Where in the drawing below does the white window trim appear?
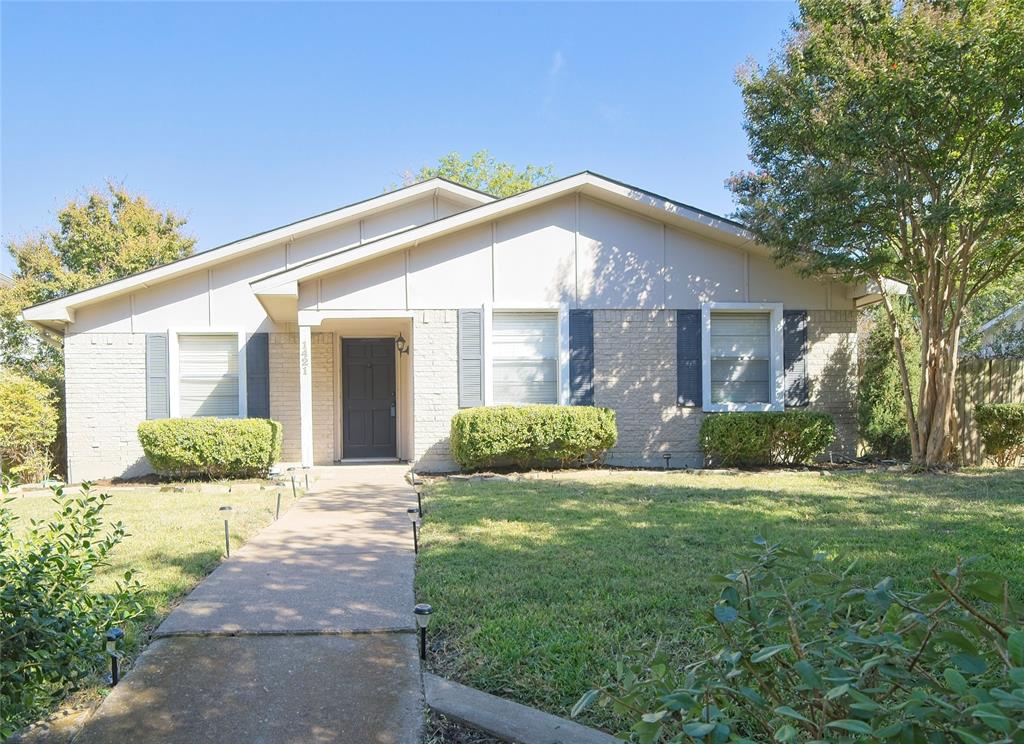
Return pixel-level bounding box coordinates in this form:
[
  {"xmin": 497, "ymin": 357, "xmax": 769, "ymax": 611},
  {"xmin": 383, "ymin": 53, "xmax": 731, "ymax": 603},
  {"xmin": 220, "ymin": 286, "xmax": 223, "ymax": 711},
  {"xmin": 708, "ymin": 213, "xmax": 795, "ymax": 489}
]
[
  {"xmin": 701, "ymin": 302, "xmax": 784, "ymax": 412},
  {"xmin": 484, "ymin": 303, "xmax": 568, "ymax": 406},
  {"xmin": 167, "ymin": 327, "xmax": 248, "ymax": 418}
]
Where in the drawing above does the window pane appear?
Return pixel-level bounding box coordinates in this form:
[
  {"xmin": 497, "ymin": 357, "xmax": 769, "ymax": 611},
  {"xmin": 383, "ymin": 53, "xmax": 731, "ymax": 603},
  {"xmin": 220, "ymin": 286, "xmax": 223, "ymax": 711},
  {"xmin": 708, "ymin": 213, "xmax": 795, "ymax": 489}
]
[
  {"xmin": 493, "ymin": 312, "xmax": 558, "ymax": 405},
  {"xmin": 710, "ymin": 313, "xmax": 770, "ymax": 358},
  {"xmin": 710, "ymin": 359, "xmax": 770, "ymax": 403},
  {"xmin": 178, "ymin": 334, "xmax": 239, "ymax": 417},
  {"xmin": 710, "ymin": 311, "xmax": 771, "ymax": 404}
]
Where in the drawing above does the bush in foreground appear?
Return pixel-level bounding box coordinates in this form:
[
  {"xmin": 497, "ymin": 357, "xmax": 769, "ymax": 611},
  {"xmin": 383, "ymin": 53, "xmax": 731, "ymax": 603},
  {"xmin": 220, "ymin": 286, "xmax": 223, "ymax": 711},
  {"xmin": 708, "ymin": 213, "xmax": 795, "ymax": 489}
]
[
  {"xmin": 575, "ymin": 538, "xmax": 1024, "ymax": 743},
  {"xmin": 976, "ymin": 403, "xmax": 1024, "ymax": 467},
  {"xmin": 138, "ymin": 418, "xmax": 282, "ymax": 479},
  {"xmin": 0, "ymin": 369, "xmax": 59, "ymax": 482},
  {"xmin": 450, "ymin": 405, "xmax": 617, "ymax": 471},
  {"xmin": 0, "ymin": 482, "xmax": 146, "ymax": 738},
  {"xmin": 700, "ymin": 411, "xmax": 836, "ymax": 467}
]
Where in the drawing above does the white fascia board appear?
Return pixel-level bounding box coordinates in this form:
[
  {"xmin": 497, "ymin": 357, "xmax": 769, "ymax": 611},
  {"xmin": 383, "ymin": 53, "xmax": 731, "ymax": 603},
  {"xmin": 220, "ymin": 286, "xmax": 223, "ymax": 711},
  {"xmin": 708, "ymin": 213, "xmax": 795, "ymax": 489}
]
[
  {"xmin": 977, "ymin": 302, "xmax": 1024, "ymax": 334},
  {"xmin": 21, "ymin": 179, "xmax": 491, "ymax": 323},
  {"xmin": 252, "ymin": 173, "xmax": 760, "ymax": 295},
  {"xmin": 848, "ymin": 277, "xmax": 909, "ymax": 300}
]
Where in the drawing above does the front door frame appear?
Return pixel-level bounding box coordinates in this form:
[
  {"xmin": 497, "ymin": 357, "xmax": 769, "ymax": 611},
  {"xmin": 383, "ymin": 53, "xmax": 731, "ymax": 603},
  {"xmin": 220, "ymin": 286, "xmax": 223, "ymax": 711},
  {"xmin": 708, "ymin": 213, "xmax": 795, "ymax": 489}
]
[{"xmin": 338, "ymin": 336, "xmax": 400, "ymax": 460}]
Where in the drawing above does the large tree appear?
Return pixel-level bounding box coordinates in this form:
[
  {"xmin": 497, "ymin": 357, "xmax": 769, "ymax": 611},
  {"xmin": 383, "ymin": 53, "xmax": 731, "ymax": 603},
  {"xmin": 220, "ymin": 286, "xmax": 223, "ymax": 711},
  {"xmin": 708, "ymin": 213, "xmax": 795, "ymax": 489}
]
[
  {"xmin": 1, "ymin": 184, "xmax": 195, "ymax": 382},
  {"xmin": 729, "ymin": 0, "xmax": 1024, "ymax": 467},
  {"xmin": 404, "ymin": 150, "xmax": 555, "ymax": 197}
]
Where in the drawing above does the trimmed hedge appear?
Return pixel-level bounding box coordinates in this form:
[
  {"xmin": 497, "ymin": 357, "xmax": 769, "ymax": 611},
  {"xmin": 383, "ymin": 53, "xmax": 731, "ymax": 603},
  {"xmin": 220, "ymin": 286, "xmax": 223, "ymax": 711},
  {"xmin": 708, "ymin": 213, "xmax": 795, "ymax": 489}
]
[
  {"xmin": 138, "ymin": 418, "xmax": 282, "ymax": 479},
  {"xmin": 450, "ymin": 405, "xmax": 617, "ymax": 471},
  {"xmin": 975, "ymin": 403, "xmax": 1024, "ymax": 467},
  {"xmin": 700, "ymin": 411, "xmax": 836, "ymax": 467}
]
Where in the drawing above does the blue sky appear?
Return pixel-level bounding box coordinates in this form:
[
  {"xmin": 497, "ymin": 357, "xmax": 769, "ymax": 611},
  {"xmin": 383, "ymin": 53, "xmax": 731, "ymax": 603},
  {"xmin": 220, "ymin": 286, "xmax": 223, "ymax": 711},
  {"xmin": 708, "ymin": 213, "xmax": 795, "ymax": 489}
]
[{"xmin": 1, "ymin": 1, "xmax": 796, "ymax": 276}]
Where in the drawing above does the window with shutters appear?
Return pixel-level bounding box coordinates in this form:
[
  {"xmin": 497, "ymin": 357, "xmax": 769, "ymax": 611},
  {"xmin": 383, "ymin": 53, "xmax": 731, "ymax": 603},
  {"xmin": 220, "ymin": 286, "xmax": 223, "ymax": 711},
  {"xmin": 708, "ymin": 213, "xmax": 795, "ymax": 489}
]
[
  {"xmin": 177, "ymin": 334, "xmax": 241, "ymax": 417},
  {"xmin": 701, "ymin": 303, "xmax": 784, "ymax": 412},
  {"xmin": 492, "ymin": 311, "xmax": 559, "ymax": 405}
]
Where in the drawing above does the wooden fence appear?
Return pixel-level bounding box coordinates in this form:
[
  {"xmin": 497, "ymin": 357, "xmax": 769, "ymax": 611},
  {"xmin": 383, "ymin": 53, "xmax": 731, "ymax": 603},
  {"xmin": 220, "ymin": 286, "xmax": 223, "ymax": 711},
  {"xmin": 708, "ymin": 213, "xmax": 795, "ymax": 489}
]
[{"xmin": 956, "ymin": 358, "xmax": 1024, "ymax": 465}]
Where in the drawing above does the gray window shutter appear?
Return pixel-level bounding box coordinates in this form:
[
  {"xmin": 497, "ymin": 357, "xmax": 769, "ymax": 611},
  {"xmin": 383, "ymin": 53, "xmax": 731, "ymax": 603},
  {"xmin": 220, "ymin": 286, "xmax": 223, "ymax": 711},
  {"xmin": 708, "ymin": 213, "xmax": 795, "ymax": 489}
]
[
  {"xmin": 146, "ymin": 333, "xmax": 170, "ymax": 419},
  {"xmin": 568, "ymin": 310, "xmax": 594, "ymax": 406},
  {"xmin": 676, "ymin": 310, "xmax": 702, "ymax": 406},
  {"xmin": 783, "ymin": 310, "xmax": 809, "ymax": 407},
  {"xmin": 246, "ymin": 333, "xmax": 270, "ymax": 418},
  {"xmin": 458, "ymin": 309, "xmax": 484, "ymax": 408}
]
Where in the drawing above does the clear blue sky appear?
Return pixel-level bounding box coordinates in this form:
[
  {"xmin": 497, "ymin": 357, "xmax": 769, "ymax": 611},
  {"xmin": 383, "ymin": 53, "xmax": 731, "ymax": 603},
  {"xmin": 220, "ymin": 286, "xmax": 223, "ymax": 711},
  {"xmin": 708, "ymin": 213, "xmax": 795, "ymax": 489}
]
[{"xmin": 1, "ymin": 1, "xmax": 796, "ymax": 276}]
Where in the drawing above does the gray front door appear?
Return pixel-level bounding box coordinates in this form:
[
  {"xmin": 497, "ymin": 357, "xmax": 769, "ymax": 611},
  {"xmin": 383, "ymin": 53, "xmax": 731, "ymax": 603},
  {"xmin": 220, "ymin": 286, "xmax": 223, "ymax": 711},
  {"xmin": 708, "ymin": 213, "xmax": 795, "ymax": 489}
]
[{"xmin": 342, "ymin": 338, "xmax": 397, "ymax": 458}]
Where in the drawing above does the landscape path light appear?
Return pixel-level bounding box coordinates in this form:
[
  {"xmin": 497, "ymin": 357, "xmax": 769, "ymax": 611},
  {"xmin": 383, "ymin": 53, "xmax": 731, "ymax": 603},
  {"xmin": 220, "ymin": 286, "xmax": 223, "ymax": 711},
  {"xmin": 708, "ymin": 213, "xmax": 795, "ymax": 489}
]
[
  {"xmin": 105, "ymin": 627, "xmax": 124, "ymax": 685},
  {"xmin": 413, "ymin": 604, "xmax": 433, "ymax": 660},
  {"xmin": 407, "ymin": 507, "xmax": 420, "ymax": 553},
  {"xmin": 219, "ymin": 505, "xmax": 232, "ymax": 557},
  {"xmin": 663, "ymin": 453, "xmax": 672, "ymax": 471}
]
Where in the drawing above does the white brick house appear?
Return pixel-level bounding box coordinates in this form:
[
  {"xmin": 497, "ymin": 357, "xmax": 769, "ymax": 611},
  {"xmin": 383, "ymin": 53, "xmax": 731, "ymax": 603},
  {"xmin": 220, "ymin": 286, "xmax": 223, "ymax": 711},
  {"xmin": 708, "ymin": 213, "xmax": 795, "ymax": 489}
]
[{"xmin": 23, "ymin": 173, "xmax": 890, "ymax": 482}]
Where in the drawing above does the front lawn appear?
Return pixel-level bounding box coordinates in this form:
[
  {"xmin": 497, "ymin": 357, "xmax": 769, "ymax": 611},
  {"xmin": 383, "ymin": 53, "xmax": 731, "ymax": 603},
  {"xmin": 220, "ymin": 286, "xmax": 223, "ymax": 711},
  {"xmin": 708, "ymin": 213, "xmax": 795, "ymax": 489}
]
[
  {"xmin": 5, "ymin": 481, "xmax": 292, "ymax": 725},
  {"xmin": 415, "ymin": 469, "xmax": 1024, "ymax": 731}
]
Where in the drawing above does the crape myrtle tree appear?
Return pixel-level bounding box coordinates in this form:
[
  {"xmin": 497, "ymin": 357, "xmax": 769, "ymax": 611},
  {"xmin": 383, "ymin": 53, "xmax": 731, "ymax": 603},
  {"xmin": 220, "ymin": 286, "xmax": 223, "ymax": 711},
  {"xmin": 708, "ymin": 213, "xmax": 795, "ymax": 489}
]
[{"xmin": 728, "ymin": 0, "xmax": 1024, "ymax": 467}]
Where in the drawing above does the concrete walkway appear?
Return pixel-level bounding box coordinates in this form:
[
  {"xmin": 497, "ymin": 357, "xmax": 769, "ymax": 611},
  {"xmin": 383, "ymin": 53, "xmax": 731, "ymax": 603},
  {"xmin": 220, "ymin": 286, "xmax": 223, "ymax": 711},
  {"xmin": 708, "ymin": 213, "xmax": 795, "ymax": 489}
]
[{"xmin": 72, "ymin": 465, "xmax": 423, "ymax": 744}]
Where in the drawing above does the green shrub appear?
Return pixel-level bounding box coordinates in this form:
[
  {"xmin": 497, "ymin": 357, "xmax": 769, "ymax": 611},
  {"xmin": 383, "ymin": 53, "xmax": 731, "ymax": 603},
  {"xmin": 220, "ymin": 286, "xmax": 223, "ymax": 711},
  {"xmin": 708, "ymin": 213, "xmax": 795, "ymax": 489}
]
[
  {"xmin": 137, "ymin": 418, "xmax": 282, "ymax": 479},
  {"xmin": 0, "ymin": 369, "xmax": 58, "ymax": 482},
  {"xmin": 700, "ymin": 411, "xmax": 836, "ymax": 467},
  {"xmin": 976, "ymin": 403, "xmax": 1024, "ymax": 467},
  {"xmin": 858, "ymin": 303, "xmax": 921, "ymax": 460},
  {"xmin": 0, "ymin": 482, "xmax": 146, "ymax": 738},
  {"xmin": 575, "ymin": 538, "xmax": 1024, "ymax": 743},
  {"xmin": 449, "ymin": 405, "xmax": 617, "ymax": 471}
]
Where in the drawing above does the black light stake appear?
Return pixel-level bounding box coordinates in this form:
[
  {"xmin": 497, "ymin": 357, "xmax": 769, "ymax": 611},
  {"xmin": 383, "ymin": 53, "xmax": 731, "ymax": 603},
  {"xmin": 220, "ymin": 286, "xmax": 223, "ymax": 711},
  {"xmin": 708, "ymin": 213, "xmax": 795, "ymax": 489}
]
[
  {"xmin": 663, "ymin": 452, "xmax": 672, "ymax": 471},
  {"xmin": 105, "ymin": 627, "xmax": 124, "ymax": 685},
  {"xmin": 304, "ymin": 469, "xmax": 310, "ymax": 490},
  {"xmin": 220, "ymin": 505, "xmax": 232, "ymax": 557},
  {"xmin": 416, "ymin": 488, "xmax": 423, "ymax": 516},
  {"xmin": 291, "ymin": 473, "xmax": 298, "ymax": 499},
  {"xmin": 276, "ymin": 491, "xmax": 282, "ymax": 520},
  {"xmin": 407, "ymin": 508, "xmax": 419, "ymax": 554},
  {"xmin": 413, "ymin": 604, "xmax": 433, "ymax": 660}
]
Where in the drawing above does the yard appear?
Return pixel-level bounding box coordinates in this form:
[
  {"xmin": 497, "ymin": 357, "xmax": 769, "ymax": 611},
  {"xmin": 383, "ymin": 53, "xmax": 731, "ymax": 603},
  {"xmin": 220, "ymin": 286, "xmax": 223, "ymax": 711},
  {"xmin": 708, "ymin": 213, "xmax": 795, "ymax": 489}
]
[
  {"xmin": 5, "ymin": 481, "xmax": 292, "ymax": 708},
  {"xmin": 415, "ymin": 468, "xmax": 1024, "ymax": 732}
]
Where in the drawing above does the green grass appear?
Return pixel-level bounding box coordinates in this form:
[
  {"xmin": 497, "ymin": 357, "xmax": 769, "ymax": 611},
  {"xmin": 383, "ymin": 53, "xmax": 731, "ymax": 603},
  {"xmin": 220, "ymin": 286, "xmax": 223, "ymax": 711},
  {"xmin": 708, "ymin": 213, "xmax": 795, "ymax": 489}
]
[
  {"xmin": 7, "ymin": 482, "xmax": 291, "ymax": 671},
  {"xmin": 415, "ymin": 468, "xmax": 1024, "ymax": 730}
]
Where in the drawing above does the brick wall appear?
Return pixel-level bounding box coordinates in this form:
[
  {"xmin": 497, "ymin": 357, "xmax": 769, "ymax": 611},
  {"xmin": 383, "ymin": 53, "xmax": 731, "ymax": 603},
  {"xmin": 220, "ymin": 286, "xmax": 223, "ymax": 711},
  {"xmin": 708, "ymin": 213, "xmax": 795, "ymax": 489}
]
[
  {"xmin": 412, "ymin": 310, "xmax": 460, "ymax": 472},
  {"xmin": 269, "ymin": 332, "xmax": 335, "ymax": 464},
  {"xmin": 593, "ymin": 310, "xmax": 706, "ymax": 467},
  {"xmin": 65, "ymin": 333, "xmax": 149, "ymax": 482},
  {"xmin": 591, "ymin": 309, "xmax": 859, "ymax": 467},
  {"xmin": 805, "ymin": 310, "xmax": 859, "ymax": 456}
]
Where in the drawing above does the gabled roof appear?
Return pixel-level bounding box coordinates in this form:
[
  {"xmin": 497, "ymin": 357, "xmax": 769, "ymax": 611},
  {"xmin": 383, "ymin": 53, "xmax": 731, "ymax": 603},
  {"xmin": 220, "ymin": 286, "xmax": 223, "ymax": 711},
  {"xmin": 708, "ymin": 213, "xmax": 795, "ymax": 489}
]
[
  {"xmin": 22, "ymin": 178, "xmax": 492, "ymax": 326},
  {"xmin": 250, "ymin": 171, "xmax": 758, "ymax": 299}
]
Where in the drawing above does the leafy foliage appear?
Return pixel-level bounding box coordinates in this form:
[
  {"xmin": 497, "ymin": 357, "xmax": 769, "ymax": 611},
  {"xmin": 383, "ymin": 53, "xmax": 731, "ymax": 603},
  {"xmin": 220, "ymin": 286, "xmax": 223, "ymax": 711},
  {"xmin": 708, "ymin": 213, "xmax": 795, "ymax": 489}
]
[
  {"xmin": 449, "ymin": 405, "xmax": 617, "ymax": 471},
  {"xmin": 403, "ymin": 150, "xmax": 556, "ymax": 197},
  {"xmin": 137, "ymin": 418, "xmax": 282, "ymax": 479},
  {"xmin": 728, "ymin": 0, "xmax": 1024, "ymax": 466},
  {"xmin": 699, "ymin": 412, "xmax": 836, "ymax": 467},
  {"xmin": 0, "ymin": 369, "xmax": 59, "ymax": 482},
  {"xmin": 975, "ymin": 403, "xmax": 1024, "ymax": 467},
  {"xmin": 0, "ymin": 482, "xmax": 146, "ymax": 738},
  {"xmin": 858, "ymin": 303, "xmax": 922, "ymax": 460},
  {"xmin": 575, "ymin": 538, "xmax": 1024, "ymax": 743},
  {"xmin": 0, "ymin": 184, "xmax": 195, "ymax": 382}
]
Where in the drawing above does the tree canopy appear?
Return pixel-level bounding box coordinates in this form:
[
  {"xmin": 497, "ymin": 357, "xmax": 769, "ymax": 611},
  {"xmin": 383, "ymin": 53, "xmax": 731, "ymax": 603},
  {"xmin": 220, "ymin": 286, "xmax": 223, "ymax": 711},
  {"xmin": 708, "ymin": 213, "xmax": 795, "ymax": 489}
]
[
  {"xmin": 1, "ymin": 184, "xmax": 195, "ymax": 380},
  {"xmin": 729, "ymin": 0, "xmax": 1024, "ymax": 466},
  {"xmin": 404, "ymin": 150, "xmax": 556, "ymax": 198}
]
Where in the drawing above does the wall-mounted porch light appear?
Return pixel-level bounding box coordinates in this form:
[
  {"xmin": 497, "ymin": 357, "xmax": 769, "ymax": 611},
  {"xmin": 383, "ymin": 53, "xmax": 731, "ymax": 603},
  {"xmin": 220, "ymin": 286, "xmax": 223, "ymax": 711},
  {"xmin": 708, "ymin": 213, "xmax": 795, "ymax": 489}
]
[{"xmin": 395, "ymin": 333, "xmax": 410, "ymax": 355}]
